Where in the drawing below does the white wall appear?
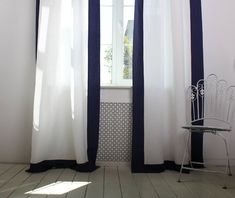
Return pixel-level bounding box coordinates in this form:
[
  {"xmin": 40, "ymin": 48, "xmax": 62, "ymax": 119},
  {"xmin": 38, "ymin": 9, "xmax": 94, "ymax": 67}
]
[
  {"xmin": 101, "ymin": 88, "xmax": 132, "ymax": 103},
  {"xmin": 0, "ymin": 0, "xmax": 36, "ymax": 163},
  {"xmin": 202, "ymin": 0, "xmax": 235, "ymax": 164}
]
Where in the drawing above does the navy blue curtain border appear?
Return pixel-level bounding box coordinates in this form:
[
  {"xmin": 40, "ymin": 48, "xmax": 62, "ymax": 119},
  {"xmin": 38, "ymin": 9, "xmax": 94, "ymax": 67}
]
[
  {"xmin": 131, "ymin": 0, "xmax": 144, "ymax": 173},
  {"xmin": 28, "ymin": 0, "xmax": 100, "ymax": 173},
  {"xmin": 35, "ymin": 0, "xmax": 40, "ymax": 58},
  {"xmin": 190, "ymin": 0, "xmax": 204, "ymax": 167},
  {"xmin": 87, "ymin": 0, "xmax": 100, "ymax": 171}
]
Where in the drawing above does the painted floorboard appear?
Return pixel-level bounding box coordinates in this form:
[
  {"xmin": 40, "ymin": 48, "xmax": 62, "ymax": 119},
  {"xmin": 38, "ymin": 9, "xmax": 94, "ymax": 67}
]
[
  {"xmin": 66, "ymin": 171, "xmax": 90, "ymax": 198},
  {"xmin": 0, "ymin": 166, "xmax": 30, "ymax": 198},
  {"xmin": 197, "ymin": 171, "xmax": 235, "ymax": 198},
  {"xmin": 178, "ymin": 168, "xmax": 235, "ymax": 198},
  {"xmin": 47, "ymin": 168, "xmax": 76, "ymax": 198},
  {"xmin": 8, "ymin": 171, "xmax": 47, "ymax": 198},
  {"xmin": 104, "ymin": 166, "xmax": 122, "ymax": 198},
  {"xmin": 0, "ymin": 164, "xmax": 14, "ymax": 176},
  {"xmin": 161, "ymin": 171, "xmax": 197, "ymax": 198},
  {"xmin": 148, "ymin": 173, "xmax": 177, "ymax": 198},
  {"xmin": 0, "ymin": 164, "xmax": 26, "ymax": 189},
  {"xmin": 85, "ymin": 167, "xmax": 104, "ymax": 198},
  {"xmin": 26, "ymin": 168, "xmax": 63, "ymax": 198},
  {"xmin": 0, "ymin": 164, "xmax": 14, "ymax": 187},
  {"xmin": 118, "ymin": 166, "xmax": 140, "ymax": 198},
  {"xmin": 178, "ymin": 171, "xmax": 215, "ymax": 198},
  {"xmin": 133, "ymin": 173, "xmax": 159, "ymax": 198}
]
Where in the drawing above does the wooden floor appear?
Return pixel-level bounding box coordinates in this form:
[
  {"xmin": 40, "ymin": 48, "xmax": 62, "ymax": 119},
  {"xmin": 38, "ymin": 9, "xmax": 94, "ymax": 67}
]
[{"xmin": 0, "ymin": 164, "xmax": 235, "ymax": 198}]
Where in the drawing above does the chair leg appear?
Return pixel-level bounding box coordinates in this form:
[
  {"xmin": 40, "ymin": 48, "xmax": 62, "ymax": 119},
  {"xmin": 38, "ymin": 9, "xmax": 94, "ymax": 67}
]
[
  {"xmin": 217, "ymin": 134, "xmax": 232, "ymax": 189},
  {"xmin": 178, "ymin": 132, "xmax": 190, "ymax": 182},
  {"xmin": 224, "ymin": 139, "xmax": 232, "ymax": 177}
]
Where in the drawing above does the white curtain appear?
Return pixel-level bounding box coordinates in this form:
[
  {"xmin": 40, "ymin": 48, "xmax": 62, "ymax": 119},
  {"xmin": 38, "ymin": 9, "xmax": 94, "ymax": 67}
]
[
  {"xmin": 144, "ymin": 0, "xmax": 191, "ymax": 164},
  {"xmin": 31, "ymin": 0, "xmax": 88, "ymax": 164}
]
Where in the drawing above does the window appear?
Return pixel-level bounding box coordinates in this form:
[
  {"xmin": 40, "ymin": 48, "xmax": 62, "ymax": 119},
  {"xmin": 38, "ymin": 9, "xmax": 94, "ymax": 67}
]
[{"xmin": 100, "ymin": 0, "xmax": 135, "ymax": 86}]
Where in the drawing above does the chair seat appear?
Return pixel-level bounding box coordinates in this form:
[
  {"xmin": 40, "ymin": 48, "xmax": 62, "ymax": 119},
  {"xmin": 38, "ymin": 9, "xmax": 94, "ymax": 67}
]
[{"xmin": 182, "ymin": 125, "xmax": 231, "ymax": 133}]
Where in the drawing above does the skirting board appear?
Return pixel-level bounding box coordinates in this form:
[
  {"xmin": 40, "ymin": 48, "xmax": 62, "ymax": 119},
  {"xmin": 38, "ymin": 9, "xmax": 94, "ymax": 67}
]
[
  {"xmin": 204, "ymin": 158, "xmax": 235, "ymax": 166},
  {"xmin": 97, "ymin": 159, "xmax": 235, "ymax": 167},
  {"xmin": 96, "ymin": 161, "xmax": 130, "ymax": 167}
]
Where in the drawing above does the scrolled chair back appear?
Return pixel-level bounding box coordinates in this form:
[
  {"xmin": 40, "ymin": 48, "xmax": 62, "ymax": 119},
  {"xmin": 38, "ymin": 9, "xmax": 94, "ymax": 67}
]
[{"xmin": 186, "ymin": 74, "xmax": 235, "ymax": 130}]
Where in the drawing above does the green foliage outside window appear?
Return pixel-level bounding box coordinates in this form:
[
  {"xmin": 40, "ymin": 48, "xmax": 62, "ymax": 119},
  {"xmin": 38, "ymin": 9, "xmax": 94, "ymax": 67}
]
[{"xmin": 104, "ymin": 36, "xmax": 133, "ymax": 80}]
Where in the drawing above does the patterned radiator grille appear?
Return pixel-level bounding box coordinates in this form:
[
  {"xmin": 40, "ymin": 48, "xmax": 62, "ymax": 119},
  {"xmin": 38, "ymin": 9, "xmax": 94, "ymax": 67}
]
[{"xmin": 97, "ymin": 102, "xmax": 132, "ymax": 162}]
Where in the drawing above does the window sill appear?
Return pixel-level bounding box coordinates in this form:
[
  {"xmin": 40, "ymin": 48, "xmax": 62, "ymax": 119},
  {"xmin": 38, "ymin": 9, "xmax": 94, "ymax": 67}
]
[{"xmin": 101, "ymin": 85, "xmax": 132, "ymax": 89}]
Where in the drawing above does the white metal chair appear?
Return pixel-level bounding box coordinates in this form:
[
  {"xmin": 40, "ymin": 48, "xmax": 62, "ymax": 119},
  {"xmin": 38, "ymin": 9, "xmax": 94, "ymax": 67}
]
[{"xmin": 178, "ymin": 74, "xmax": 235, "ymax": 189}]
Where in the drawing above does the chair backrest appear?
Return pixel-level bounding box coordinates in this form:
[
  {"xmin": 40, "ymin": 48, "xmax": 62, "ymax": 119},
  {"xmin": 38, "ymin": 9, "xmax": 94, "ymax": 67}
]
[{"xmin": 186, "ymin": 74, "xmax": 235, "ymax": 129}]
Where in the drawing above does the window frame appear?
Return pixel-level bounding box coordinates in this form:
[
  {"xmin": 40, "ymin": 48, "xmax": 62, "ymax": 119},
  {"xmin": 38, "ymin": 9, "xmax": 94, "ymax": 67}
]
[{"xmin": 100, "ymin": 0, "xmax": 133, "ymax": 87}]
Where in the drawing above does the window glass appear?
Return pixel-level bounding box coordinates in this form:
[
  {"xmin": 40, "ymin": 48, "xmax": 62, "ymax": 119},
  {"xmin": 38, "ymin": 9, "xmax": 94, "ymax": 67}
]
[
  {"xmin": 123, "ymin": 6, "xmax": 134, "ymax": 80},
  {"xmin": 100, "ymin": 0, "xmax": 112, "ymax": 6},
  {"xmin": 124, "ymin": 0, "xmax": 135, "ymax": 6},
  {"xmin": 101, "ymin": 6, "xmax": 112, "ymax": 85}
]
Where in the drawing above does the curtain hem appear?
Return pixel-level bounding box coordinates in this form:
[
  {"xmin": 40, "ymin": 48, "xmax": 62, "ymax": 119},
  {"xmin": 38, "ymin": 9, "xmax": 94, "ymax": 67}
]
[
  {"xmin": 131, "ymin": 161, "xmax": 192, "ymax": 173},
  {"xmin": 26, "ymin": 160, "xmax": 99, "ymax": 173}
]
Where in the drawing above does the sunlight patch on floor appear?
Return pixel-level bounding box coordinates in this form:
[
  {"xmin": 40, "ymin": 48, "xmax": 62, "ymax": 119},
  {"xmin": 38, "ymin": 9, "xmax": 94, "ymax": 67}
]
[{"xmin": 25, "ymin": 181, "xmax": 91, "ymax": 195}]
